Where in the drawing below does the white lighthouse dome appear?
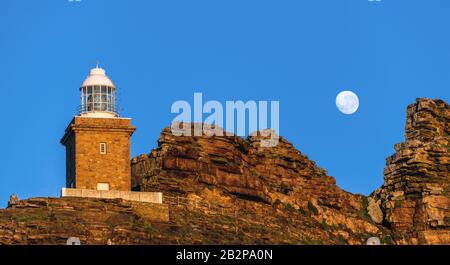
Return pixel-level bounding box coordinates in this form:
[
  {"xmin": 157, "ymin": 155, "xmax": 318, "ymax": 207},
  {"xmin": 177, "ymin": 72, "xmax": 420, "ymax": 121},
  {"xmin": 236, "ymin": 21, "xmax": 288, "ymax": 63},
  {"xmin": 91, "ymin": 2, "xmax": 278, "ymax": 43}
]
[
  {"xmin": 81, "ymin": 66, "xmax": 115, "ymax": 88},
  {"xmin": 79, "ymin": 65, "xmax": 118, "ymax": 118}
]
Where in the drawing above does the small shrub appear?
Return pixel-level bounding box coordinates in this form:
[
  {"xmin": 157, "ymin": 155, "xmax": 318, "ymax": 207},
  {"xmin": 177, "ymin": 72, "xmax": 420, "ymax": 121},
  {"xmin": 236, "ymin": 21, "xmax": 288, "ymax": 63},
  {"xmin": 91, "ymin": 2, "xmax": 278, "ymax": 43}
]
[
  {"xmin": 307, "ymin": 201, "xmax": 319, "ymax": 215},
  {"xmin": 12, "ymin": 213, "xmax": 49, "ymax": 223},
  {"xmin": 279, "ymin": 183, "xmax": 290, "ymax": 195},
  {"xmin": 321, "ymin": 219, "xmax": 329, "ymax": 230},
  {"xmin": 298, "ymin": 207, "xmax": 309, "ymax": 217},
  {"xmin": 249, "ymin": 169, "xmax": 258, "ymax": 177},
  {"xmin": 361, "ymin": 196, "xmax": 369, "ymax": 209},
  {"xmin": 358, "ymin": 197, "xmax": 371, "ymax": 222},
  {"xmin": 142, "ymin": 221, "xmax": 153, "ymax": 234},
  {"xmin": 285, "ymin": 203, "xmax": 295, "ymax": 212},
  {"xmin": 337, "ymin": 234, "xmax": 347, "ymax": 245}
]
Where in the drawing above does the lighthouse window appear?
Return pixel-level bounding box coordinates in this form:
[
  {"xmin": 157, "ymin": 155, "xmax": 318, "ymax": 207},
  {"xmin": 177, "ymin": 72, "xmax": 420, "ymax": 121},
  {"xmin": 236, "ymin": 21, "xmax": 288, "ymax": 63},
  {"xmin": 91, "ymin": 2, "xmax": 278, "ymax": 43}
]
[
  {"xmin": 85, "ymin": 86, "xmax": 93, "ymax": 112},
  {"xmin": 80, "ymin": 85, "xmax": 115, "ymax": 113},
  {"xmin": 87, "ymin": 95, "xmax": 93, "ymax": 111},
  {"xmin": 100, "ymin": 143, "xmax": 107, "ymax": 154},
  {"xmin": 109, "ymin": 93, "xmax": 114, "ymax": 111},
  {"xmin": 93, "ymin": 93, "xmax": 100, "ymax": 110}
]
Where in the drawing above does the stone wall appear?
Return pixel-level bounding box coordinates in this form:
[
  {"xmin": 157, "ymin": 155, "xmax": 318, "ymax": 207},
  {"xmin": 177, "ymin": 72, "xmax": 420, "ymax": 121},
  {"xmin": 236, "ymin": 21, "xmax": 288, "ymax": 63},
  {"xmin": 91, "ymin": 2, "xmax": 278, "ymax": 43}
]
[
  {"xmin": 61, "ymin": 188, "xmax": 163, "ymax": 204},
  {"xmin": 61, "ymin": 116, "xmax": 136, "ymax": 191}
]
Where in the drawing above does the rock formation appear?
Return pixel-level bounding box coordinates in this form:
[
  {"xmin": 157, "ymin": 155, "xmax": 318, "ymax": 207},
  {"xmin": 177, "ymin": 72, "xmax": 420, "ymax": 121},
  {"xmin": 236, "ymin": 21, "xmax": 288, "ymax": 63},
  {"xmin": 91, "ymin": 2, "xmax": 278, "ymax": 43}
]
[
  {"xmin": 0, "ymin": 197, "xmax": 169, "ymax": 245},
  {"xmin": 370, "ymin": 98, "xmax": 450, "ymax": 244},
  {"xmin": 0, "ymin": 98, "xmax": 448, "ymax": 245},
  {"xmin": 131, "ymin": 124, "xmax": 387, "ymax": 244}
]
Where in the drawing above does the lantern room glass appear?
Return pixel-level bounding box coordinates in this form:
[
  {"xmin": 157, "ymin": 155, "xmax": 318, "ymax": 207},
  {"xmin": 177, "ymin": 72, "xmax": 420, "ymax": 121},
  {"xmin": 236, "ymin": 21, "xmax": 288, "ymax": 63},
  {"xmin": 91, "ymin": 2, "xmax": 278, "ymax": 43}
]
[{"xmin": 80, "ymin": 85, "xmax": 115, "ymax": 114}]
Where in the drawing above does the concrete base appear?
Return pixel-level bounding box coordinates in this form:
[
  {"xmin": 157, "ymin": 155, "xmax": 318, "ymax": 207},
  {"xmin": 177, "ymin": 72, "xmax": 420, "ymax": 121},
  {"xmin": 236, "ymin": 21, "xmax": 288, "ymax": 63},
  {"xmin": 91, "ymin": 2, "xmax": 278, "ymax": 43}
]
[{"xmin": 61, "ymin": 188, "xmax": 163, "ymax": 204}]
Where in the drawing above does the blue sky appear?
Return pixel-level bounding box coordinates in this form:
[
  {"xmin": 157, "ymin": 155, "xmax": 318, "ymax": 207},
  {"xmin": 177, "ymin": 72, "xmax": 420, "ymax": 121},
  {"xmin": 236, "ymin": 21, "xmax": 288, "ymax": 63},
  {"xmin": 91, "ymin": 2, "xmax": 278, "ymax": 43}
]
[{"xmin": 0, "ymin": 0, "xmax": 449, "ymax": 206}]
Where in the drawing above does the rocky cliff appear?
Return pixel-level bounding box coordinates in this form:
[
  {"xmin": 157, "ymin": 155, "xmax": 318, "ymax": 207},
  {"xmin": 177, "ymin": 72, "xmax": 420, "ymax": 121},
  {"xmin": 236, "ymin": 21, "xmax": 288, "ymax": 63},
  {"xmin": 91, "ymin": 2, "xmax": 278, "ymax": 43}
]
[
  {"xmin": 130, "ymin": 124, "xmax": 388, "ymax": 244},
  {"xmin": 0, "ymin": 197, "xmax": 169, "ymax": 245},
  {"xmin": 370, "ymin": 98, "xmax": 450, "ymax": 244},
  {"xmin": 0, "ymin": 98, "xmax": 448, "ymax": 245}
]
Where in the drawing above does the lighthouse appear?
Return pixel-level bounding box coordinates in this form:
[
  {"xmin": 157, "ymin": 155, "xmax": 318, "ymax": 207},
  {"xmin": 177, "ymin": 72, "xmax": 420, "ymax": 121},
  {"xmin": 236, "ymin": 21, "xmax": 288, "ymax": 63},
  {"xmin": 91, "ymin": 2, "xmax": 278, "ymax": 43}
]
[{"xmin": 60, "ymin": 66, "xmax": 136, "ymax": 192}]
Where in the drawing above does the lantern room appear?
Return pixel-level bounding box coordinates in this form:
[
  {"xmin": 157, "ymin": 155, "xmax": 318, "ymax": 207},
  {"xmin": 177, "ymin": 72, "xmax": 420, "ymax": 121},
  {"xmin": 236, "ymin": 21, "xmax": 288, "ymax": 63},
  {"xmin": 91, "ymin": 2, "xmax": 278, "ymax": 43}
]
[{"xmin": 79, "ymin": 66, "xmax": 117, "ymax": 118}]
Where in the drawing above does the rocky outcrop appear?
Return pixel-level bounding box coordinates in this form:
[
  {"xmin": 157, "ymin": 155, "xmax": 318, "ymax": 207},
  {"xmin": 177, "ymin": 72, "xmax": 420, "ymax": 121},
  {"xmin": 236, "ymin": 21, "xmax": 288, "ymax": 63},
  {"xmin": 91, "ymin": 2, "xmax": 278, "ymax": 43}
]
[
  {"xmin": 371, "ymin": 98, "xmax": 450, "ymax": 244},
  {"xmin": 1, "ymin": 98, "xmax": 447, "ymax": 245},
  {"xmin": 131, "ymin": 124, "xmax": 387, "ymax": 244},
  {"xmin": 132, "ymin": 126, "xmax": 361, "ymax": 212},
  {"xmin": 0, "ymin": 193, "xmax": 385, "ymax": 245},
  {"xmin": 0, "ymin": 197, "xmax": 169, "ymax": 245},
  {"xmin": 0, "ymin": 195, "xmax": 384, "ymax": 245},
  {"xmin": 0, "ymin": 124, "xmax": 390, "ymax": 245}
]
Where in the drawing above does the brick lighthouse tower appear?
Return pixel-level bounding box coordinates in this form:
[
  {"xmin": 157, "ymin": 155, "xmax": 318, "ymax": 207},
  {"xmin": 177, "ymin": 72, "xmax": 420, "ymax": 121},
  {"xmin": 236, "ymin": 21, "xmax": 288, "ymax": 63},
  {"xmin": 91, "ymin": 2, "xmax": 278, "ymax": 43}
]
[{"xmin": 60, "ymin": 66, "xmax": 136, "ymax": 192}]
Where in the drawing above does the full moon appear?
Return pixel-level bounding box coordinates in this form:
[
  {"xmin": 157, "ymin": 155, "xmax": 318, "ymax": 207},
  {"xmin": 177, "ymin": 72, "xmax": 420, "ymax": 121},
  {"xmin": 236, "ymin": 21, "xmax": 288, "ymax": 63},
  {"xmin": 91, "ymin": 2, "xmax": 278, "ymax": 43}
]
[{"xmin": 336, "ymin": 91, "xmax": 359, "ymax": 115}]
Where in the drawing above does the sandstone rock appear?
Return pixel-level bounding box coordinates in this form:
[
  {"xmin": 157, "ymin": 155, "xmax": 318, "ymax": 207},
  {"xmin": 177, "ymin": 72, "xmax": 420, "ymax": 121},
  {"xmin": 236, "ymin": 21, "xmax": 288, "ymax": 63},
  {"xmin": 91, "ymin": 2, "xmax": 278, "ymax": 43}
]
[
  {"xmin": 2, "ymin": 98, "xmax": 447, "ymax": 245},
  {"xmin": 7, "ymin": 194, "xmax": 19, "ymax": 208},
  {"xmin": 130, "ymin": 123, "xmax": 387, "ymax": 244},
  {"xmin": 418, "ymin": 230, "xmax": 450, "ymax": 245},
  {"xmin": 372, "ymin": 98, "xmax": 450, "ymax": 244},
  {"xmin": 367, "ymin": 197, "xmax": 383, "ymax": 224},
  {"xmin": 0, "ymin": 197, "xmax": 169, "ymax": 245}
]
